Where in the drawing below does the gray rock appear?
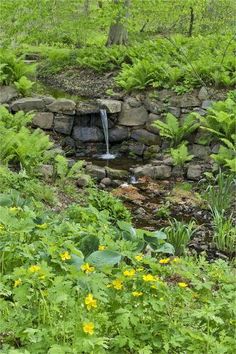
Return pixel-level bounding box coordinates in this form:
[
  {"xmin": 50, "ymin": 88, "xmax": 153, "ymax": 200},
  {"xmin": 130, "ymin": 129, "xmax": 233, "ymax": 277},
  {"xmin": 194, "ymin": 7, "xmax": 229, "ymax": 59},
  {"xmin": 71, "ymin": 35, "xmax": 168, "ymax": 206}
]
[
  {"xmin": 47, "ymin": 98, "xmax": 76, "ymax": 115},
  {"xmin": 144, "ymin": 98, "xmax": 164, "ymax": 114},
  {"xmin": 147, "ymin": 113, "xmax": 160, "ymax": 123},
  {"xmin": 40, "ymin": 164, "xmax": 54, "ymax": 180},
  {"xmin": 54, "ymin": 114, "xmax": 74, "ymax": 135},
  {"xmin": 143, "ymin": 145, "xmax": 161, "ymax": 160},
  {"xmin": 76, "ymin": 176, "xmax": 90, "ymax": 188},
  {"xmin": 133, "ymin": 164, "xmax": 171, "ymax": 179},
  {"xmin": 128, "ymin": 142, "xmax": 146, "ymax": 156},
  {"xmin": 193, "ymin": 107, "xmax": 207, "ymax": 116},
  {"xmin": 198, "ymin": 87, "xmax": 209, "ymax": 100},
  {"xmin": 170, "ymin": 93, "xmax": 200, "ymax": 108},
  {"xmin": 76, "ymin": 102, "xmax": 99, "ymax": 114},
  {"xmin": 118, "ymin": 103, "xmax": 148, "ymax": 126},
  {"xmin": 167, "ymin": 106, "xmax": 181, "ymax": 117},
  {"xmin": 187, "ymin": 164, "xmax": 202, "ymax": 180},
  {"xmin": 189, "ymin": 144, "xmax": 210, "ymax": 160},
  {"xmin": 163, "ymin": 156, "xmax": 174, "ymax": 166},
  {"xmin": 105, "ymin": 167, "xmax": 128, "ymax": 180},
  {"xmin": 42, "ymin": 96, "xmax": 55, "ymax": 105},
  {"xmin": 100, "ymin": 177, "xmax": 112, "ymax": 186},
  {"xmin": 211, "ymin": 143, "xmax": 220, "ymax": 154},
  {"xmin": 124, "ymin": 97, "xmax": 142, "ymax": 108},
  {"xmin": 32, "ymin": 112, "xmax": 54, "ymax": 130},
  {"xmin": 86, "ymin": 164, "xmax": 106, "ymax": 180},
  {"xmin": 11, "ymin": 97, "xmax": 45, "ymax": 112},
  {"xmin": 0, "ymin": 86, "xmax": 18, "ymax": 104},
  {"xmin": 97, "ymin": 99, "xmax": 122, "ymax": 113},
  {"xmin": 172, "ymin": 166, "xmax": 184, "ymax": 177},
  {"xmin": 72, "ymin": 126, "xmax": 104, "ymax": 142},
  {"xmin": 109, "ymin": 126, "xmax": 129, "ymax": 142},
  {"xmin": 202, "ymin": 100, "xmax": 215, "ymax": 109},
  {"xmin": 131, "ymin": 129, "xmax": 161, "ymax": 146}
]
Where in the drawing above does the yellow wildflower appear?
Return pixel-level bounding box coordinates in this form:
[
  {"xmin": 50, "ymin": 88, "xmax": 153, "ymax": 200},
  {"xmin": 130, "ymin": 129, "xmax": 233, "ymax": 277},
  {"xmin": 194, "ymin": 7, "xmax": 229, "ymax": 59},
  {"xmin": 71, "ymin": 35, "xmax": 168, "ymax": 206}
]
[
  {"xmin": 83, "ymin": 322, "xmax": 94, "ymax": 335},
  {"xmin": 81, "ymin": 263, "xmax": 95, "ymax": 273},
  {"xmin": 123, "ymin": 269, "xmax": 136, "ymax": 277},
  {"xmin": 84, "ymin": 293, "xmax": 97, "ymax": 310},
  {"xmin": 178, "ymin": 282, "xmax": 188, "ymax": 288},
  {"xmin": 143, "ymin": 274, "xmax": 155, "ymax": 282},
  {"xmin": 14, "ymin": 279, "xmax": 22, "ymax": 288},
  {"xmin": 9, "ymin": 207, "xmax": 21, "ymax": 213},
  {"xmin": 132, "ymin": 291, "xmax": 143, "ymax": 297},
  {"xmin": 135, "ymin": 255, "xmax": 143, "ymax": 261},
  {"xmin": 29, "ymin": 265, "xmax": 41, "ymax": 273},
  {"xmin": 60, "ymin": 251, "xmax": 71, "ymax": 261},
  {"xmin": 112, "ymin": 279, "xmax": 123, "ymax": 290},
  {"xmin": 98, "ymin": 245, "xmax": 106, "ymax": 251},
  {"xmin": 0, "ymin": 224, "xmax": 5, "ymax": 231},
  {"xmin": 151, "ymin": 284, "xmax": 158, "ymax": 289},
  {"xmin": 36, "ymin": 223, "xmax": 48, "ymax": 229},
  {"xmin": 159, "ymin": 258, "xmax": 170, "ymax": 264}
]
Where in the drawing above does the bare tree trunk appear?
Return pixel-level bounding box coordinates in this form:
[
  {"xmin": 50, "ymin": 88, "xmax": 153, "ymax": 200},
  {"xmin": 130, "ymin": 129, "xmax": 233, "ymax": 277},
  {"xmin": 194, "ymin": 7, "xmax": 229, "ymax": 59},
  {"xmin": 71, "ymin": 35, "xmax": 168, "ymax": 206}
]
[
  {"xmin": 106, "ymin": 0, "xmax": 130, "ymax": 46},
  {"xmin": 188, "ymin": 6, "xmax": 194, "ymax": 37}
]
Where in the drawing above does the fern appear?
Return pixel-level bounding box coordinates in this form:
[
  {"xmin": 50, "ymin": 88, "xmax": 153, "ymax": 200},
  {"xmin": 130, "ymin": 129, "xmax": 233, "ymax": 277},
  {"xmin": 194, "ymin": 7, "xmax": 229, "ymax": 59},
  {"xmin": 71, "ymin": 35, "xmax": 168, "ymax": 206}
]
[{"xmin": 171, "ymin": 144, "xmax": 194, "ymax": 166}]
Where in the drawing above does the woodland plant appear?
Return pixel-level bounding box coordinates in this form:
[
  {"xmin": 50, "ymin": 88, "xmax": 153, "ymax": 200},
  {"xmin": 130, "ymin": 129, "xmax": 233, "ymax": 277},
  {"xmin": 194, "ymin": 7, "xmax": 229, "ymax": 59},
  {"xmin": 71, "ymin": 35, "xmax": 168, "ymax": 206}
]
[
  {"xmin": 171, "ymin": 143, "xmax": 194, "ymax": 166},
  {"xmin": 211, "ymin": 208, "xmax": 236, "ymax": 254},
  {"xmin": 152, "ymin": 112, "xmax": 199, "ymax": 147}
]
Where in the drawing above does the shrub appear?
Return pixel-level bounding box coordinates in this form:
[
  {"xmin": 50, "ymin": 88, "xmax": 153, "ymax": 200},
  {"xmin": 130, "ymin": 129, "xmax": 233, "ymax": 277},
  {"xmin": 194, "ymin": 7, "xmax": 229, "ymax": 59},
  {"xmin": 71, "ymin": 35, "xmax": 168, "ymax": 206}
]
[{"xmin": 171, "ymin": 143, "xmax": 194, "ymax": 166}]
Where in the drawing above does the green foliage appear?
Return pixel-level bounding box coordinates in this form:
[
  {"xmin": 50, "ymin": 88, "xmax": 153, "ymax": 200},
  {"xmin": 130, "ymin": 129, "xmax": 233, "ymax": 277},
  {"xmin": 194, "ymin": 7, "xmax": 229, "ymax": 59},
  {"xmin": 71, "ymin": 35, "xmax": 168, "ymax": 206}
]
[
  {"xmin": 88, "ymin": 189, "xmax": 131, "ymax": 223},
  {"xmin": 171, "ymin": 143, "xmax": 194, "ymax": 166},
  {"xmin": 54, "ymin": 155, "xmax": 87, "ymax": 188},
  {"xmin": 0, "ymin": 106, "xmax": 33, "ymax": 131},
  {"xmin": 152, "ymin": 112, "xmax": 199, "ymax": 147},
  {"xmin": 203, "ymin": 171, "xmax": 235, "ymax": 213},
  {"xmin": 163, "ymin": 219, "xmax": 197, "ymax": 256},
  {"xmin": 211, "ymin": 209, "xmax": 236, "ymax": 254},
  {"xmin": 14, "ymin": 75, "xmax": 34, "ymax": 96},
  {"xmin": 0, "ymin": 50, "xmax": 35, "ymax": 86}
]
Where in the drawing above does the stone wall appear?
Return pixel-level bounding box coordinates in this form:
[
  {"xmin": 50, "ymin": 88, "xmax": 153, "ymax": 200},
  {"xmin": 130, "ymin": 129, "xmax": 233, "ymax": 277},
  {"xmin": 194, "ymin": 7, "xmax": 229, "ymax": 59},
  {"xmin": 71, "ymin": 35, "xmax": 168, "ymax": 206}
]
[{"xmin": 1, "ymin": 85, "xmax": 227, "ymax": 181}]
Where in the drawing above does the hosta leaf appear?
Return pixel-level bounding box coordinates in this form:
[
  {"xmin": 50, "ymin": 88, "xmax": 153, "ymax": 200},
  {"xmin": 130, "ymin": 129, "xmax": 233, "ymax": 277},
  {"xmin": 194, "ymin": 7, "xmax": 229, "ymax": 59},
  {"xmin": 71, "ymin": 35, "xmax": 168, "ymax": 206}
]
[{"xmin": 86, "ymin": 250, "xmax": 122, "ymax": 267}]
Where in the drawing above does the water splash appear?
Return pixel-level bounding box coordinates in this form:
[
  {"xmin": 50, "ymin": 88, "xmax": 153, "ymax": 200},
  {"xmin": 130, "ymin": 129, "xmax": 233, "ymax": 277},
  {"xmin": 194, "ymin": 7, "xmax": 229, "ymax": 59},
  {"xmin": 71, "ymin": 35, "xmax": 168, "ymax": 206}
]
[{"xmin": 100, "ymin": 109, "xmax": 115, "ymax": 160}]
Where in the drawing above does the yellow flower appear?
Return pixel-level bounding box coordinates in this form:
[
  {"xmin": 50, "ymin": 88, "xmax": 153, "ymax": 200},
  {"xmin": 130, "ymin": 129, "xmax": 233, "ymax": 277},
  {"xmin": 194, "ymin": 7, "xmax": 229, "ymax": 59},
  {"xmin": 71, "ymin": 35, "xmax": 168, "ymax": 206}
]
[
  {"xmin": 178, "ymin": 282, "xmax": 188, "ymax": 288},
  {"xmin": 36, "ymin": 223, "xmax": 48, "ymax": 229},
  {"xmin": 132, "ymin": 291, "xmax": 143, "ymax": 297},
  {"xmin": 60, "ymin": 251, "xmax": 71, "ymax": 261},
  {"xmin": 173, "ymin": 257, "xmax": 181, "ymax": 263},
  {"xmin": 29, "ymin": 265, "xmax": 41, "ymax": 273},
  {"xmin": 135, "ymin": 255, "xmax": 143, "ymax": 261},
  {"xmin": 112, "ymin": 279, "xmax": 123, "ymax": 290},
  {"xmin": 151, "ymin": 284, "xmax": 158, "ymax": 289},
  {"xmin": 98, "ymin": 245, "xmax": 106, "ymax": 251},
  {"xmin": 143, "ymin": 274, "xmax": 155, "ymax": 282},
  {"xmin": 81, "ymin": 263, "xmax": 95, "ymax": 273},
  {"xmin": 159, "ymin": 258, "xmax": 170, "ymax": 264},
  {"xmin": 84, "ymin": 293, "xmax": 97, "ymax": 310},
  {"xmin": 9, "ymin": 207, "xmax": 21, "ymax": 213},
  {"xmin": 123, "ymin": 269, "xmax": 136, "ymax": 277},
  {"xmin": 14, "ymin": 279, "xmax": 22, "ymax": 287},
  {"xmin": 83, "ymin": 322, "xmax": 94, "ymax": 335},
  {"xmin": 0, "ymin": 224, "xmax": 5, "ymax": 231}
]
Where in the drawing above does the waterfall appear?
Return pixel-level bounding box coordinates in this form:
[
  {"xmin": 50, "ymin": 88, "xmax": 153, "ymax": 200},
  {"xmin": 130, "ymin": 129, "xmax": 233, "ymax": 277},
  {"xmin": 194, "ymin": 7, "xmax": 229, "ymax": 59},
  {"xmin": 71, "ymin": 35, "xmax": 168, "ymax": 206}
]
[{"xmin": 100, "ymin": 109, "xmax": 115, "ymax": 159}]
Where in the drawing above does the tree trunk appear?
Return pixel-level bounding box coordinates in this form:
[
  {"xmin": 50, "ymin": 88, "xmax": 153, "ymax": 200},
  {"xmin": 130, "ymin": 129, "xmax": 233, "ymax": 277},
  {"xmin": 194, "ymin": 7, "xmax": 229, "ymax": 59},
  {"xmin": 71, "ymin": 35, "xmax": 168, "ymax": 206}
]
[{"xmin": 106, "ymin": 0, "xmax": 130, "ymax": 46}]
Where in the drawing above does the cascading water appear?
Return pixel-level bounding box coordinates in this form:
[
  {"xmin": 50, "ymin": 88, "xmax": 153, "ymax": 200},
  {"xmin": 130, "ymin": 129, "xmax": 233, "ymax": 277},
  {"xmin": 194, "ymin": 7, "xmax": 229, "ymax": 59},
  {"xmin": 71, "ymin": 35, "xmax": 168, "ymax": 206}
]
[{"xmin": 100, "ymin": 109, "xmax": 115, "ymax": 159}]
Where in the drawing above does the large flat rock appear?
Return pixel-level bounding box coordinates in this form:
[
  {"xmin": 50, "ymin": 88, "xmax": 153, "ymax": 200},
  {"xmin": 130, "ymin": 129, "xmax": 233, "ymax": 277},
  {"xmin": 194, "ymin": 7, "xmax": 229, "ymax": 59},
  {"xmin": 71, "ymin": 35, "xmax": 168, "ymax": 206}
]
[
  {"xmin": 0, "ymin": 86, "xmax": 18, "ymax": 104},
  {"xmin": 118, "ymin": 103, "xmax": 148, "ymax": 126},
  {"xmin": 11, "ymin": 97, "xmax": 45, "ymax": 112}
]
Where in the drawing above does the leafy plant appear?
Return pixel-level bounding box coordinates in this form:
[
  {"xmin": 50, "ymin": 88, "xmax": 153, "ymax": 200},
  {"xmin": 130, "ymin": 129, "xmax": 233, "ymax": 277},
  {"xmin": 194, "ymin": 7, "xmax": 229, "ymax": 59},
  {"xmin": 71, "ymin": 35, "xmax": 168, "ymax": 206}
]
[
  {"xmin": 152, "ymin": 112, "xmax": 199, "ymax": 147},
  {"xmin": 162, "ymin": 219, "xmax": 197, "ymax": 256},
  {"xmin": 14, "ymin": 75, "xmax": 35, "ymax": 96},
  {"xmin": 171, "ymin": 143, "xmax": 194, "ymax": 166},
  {"xmin": 54, "ymin": 155, "xmax": 86, "ymax": 188},
  {"xmin": 0, "ymin": 105, "xmax": 33, "ymax": 131},
  {"xmin": 211, "ymin": 209, "xmax": 236, "ymax": 254}
]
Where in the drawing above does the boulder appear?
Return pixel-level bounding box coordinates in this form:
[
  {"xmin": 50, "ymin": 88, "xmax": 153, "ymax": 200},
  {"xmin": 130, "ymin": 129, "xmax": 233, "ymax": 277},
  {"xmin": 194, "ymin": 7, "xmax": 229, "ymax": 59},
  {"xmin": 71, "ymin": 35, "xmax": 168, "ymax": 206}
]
[
  {"xmin": 143, "ymin": 145, "xmax": 160, "ymax": 160},
  {"xmin": 40, "ymin": 164, "xmax": 54, "ymax": 180},
  {"xmin": 86, "ymin": 164, "xmax": 106, "ymax": 180},
  {"xmin": 32, "ymin": 112, "xmax": 54, "ymax": 130},
  {"xmin": 202, "ymin": 100, "xmax": 215, "ymax": 109},
  {"xmin": 72, "ymin": 126, "xmax": 104, "ymax": 142},
  {"xmin": 47, "ymin": 98, "xmax": 76, "ymax": 115},
  {"xmin": 170, "ymin": 93, "xmax": 200, "ymax": 108},
  {"xmin": 167, "ymin": 106, "xmax": 181, "ymax": 117},
  {"xmin": 105, "ymin": 167, "xmax": 129, "ymax": 180},
  {"xmin": 172, "ymin": 166, "xmax": 184, "ymax": 178},
  {"xmin": 54, "ymin": 114, "xmax": 74, "ymax": 135},
  {"xmin": 198, "ymin": 87, "xmax": 209, "ymax": 100},
  {"xmin": 100, "ymin": 177, "xmax": 112, "ymax": 186},
  {"xmin": 97, "ymin": 99, "xmax": 122, "ymax": 113},
  {"xmin": 11, "ymin": 97, "xmax": 45, "ymax": 112},
  {"xmin": 189, "ymin": 144, "xmax": 210, "ymax": 160},
  {"xmin": 0, "ymin": 86, "xmax": 18, "ymax": 104},
  {"xmin": 118, "ymin": 103, "xmax": 148, "ymax": 126},
  {"xmin": 76, "ymin": 176, "xmax": 90, "ymax": 188},
  {"xmin": 133, "ymin": 164, "xmax": 171, "ymax": 179},
  {"xmin": 124, "ymin": 97, "xmax": 142, "ymax": 108},
  {"xmin": 131, "ymin": 129, "xmax": 161, "ymax": 146},
  {"xmin": 187, "ymin": 164, "xmax": 202, "ymax": 180},
  {"xmin": 109, "ymin": 126, "xmax": 129, "ymax": 142},
  {"xmin": 41, "ymin": 96, "xmax": 55, "ymax": 105},
  {"xmin": 76, "ymin": 102, "xmax": 99, "ymax": 115},
  {"xmin": 128, "ymin": 142, "xmax": 145, "ymax": 156},
  {"xmin": 144, "ymin": 98, "xmax": 164, "ymax": 114}
]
